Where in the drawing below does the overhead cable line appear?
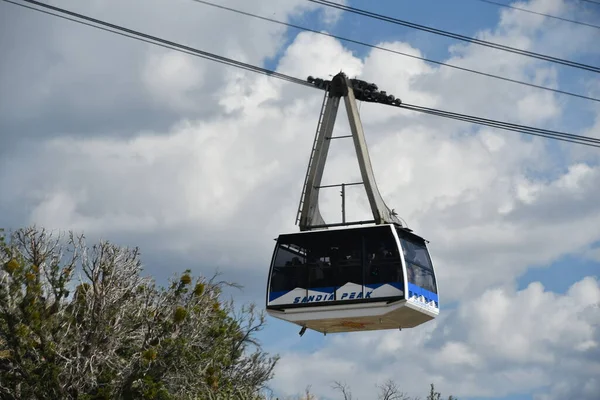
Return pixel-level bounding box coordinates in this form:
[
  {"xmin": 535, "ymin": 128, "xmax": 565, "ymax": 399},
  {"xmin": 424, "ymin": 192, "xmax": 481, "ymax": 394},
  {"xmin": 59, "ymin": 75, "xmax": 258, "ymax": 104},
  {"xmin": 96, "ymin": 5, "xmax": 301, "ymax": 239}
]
[
  {"xmin": 321, "ymin": 77, "xmax": 600, "ymax": 147},
  {"xmin": 0, "ymin": 2, "xmax": 267, "ymax": 79},
  {"xmin": 3, "ymin": 0, "xmax": 313, "ymax": 89},
  {"xmin": 398, "ymin": 103, "xmax": 600, "ymax": 147},
  {"xmin": 190, "ymin": 0, "xmax": 600, "ymax": 104},
  {"xmin": 470, "ymin": 0, "xmax": 600, "ymax": 29},
  {"xmin": 3, "ymin": 0, "xmax": 600, "ymax": 149},
  {"xmin": 307, "ymin": 0, "xmax": 600, "ymax": 73}
]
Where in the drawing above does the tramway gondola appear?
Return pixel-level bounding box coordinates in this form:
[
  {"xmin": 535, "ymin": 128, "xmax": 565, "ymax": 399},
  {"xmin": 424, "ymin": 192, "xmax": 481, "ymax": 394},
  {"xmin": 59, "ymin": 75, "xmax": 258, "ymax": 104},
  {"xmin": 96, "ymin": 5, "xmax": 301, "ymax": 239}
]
[{"xmin": 265, "ymin": 72, "xmax": 439, "ymax": 335}]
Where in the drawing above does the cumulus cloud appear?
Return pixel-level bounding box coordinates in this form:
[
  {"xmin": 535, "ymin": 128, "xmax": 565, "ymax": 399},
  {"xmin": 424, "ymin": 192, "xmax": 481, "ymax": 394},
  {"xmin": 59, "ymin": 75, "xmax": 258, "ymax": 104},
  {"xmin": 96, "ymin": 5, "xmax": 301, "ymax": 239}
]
[
  {"xmin": 271, "ymin": 277, "xmax": 600, "ymax": 399},
  {"xmin": 1, "ymin": 0, "xmax": 599, "ymax": 399},
  {"xmin": 0, "ymin": 0, "xmax": 326, "ymax": 143}
]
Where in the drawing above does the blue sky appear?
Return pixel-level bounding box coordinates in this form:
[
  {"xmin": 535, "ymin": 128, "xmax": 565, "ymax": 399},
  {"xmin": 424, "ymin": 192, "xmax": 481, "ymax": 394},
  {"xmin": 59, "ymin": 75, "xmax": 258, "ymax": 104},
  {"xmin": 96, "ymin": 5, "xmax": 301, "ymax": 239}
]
[
  {"xmin": 1, "ymin": 0, "xmax": 599, "ymax": 399},
  {"xmin": 276, "ymin": 0, "xmax": 503, "ymax": 69}
]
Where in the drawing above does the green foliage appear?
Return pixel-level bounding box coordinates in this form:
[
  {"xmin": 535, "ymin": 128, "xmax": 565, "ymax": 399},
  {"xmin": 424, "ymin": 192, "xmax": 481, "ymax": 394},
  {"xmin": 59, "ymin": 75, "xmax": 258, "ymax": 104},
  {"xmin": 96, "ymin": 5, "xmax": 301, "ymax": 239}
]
[{"xmin": 0, "ymin": 227, "xmax": 278, "ymax": 400}]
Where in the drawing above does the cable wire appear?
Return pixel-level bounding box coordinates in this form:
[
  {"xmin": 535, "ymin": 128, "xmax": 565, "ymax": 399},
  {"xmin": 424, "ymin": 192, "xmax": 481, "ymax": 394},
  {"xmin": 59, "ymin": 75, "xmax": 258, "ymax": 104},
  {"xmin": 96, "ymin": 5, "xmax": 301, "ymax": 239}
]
[
  {"xmin": 398, "ymin": 103, "xmax": 600, "ymax": 147},
  {"xmin": 3, "ymin": 0, "xmax": 599, "ymax": 149},
  {"xmin": 471, "ymin": 0, "xmax": 600, "ymax": 29},
  {"xmin": 579, "ymin": 0, "xmax": 600, "ymax": 6},
  {"xmin": 307, "ymin": 0, "xmax": 600, "ymax": 73},
  {"xmin": 0, "ymin": 2, "xmax": 267, "ymax": 78},
  {"xmin": 191, "ymin": 0, "xmax": 600, "ymax": 104},
  {"xmin": 4, "ymin": 0, "xmax": 314, "ymax": 89}
]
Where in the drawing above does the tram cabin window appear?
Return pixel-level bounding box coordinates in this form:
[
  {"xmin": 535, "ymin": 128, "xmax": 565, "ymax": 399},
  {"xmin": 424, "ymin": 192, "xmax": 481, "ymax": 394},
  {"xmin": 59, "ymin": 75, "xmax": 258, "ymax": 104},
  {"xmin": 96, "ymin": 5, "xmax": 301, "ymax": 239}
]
[
  {"xmin": 269, "ymin": 243, "xmax": 307, "ymax": 293},
  {"xmin": 269, "ymin": 226, "xmax": 406, "ymax": 303},
  {"xmin": 271, "ymin": 229, "xmax": 363, "ymax": 295},
  {"xmin": 364, "ymin": 227, "xmax": 403, "ymax": 288},
  {"xmin": 398, "ymin": 231, "xmax": 437, "ymax": 294}
]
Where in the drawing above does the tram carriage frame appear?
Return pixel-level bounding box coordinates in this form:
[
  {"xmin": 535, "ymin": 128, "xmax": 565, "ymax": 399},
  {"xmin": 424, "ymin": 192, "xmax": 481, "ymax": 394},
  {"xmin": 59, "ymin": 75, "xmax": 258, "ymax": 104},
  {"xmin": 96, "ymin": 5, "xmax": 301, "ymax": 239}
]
[
  {"xmin": 265, "ymin": 72, "xmax": 440, "ymax": 335},
  {"xmin": 266, "ymin": 224, "xmax": 439, "ymax": 334}
]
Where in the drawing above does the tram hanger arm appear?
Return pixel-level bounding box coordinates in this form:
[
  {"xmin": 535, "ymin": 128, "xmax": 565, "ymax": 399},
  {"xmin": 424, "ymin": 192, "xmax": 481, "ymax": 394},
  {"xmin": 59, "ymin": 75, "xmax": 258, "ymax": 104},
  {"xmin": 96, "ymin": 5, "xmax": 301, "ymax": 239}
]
[{"xmin": 297, "ymin": 72, "xmax": 403, "ymax": 231}]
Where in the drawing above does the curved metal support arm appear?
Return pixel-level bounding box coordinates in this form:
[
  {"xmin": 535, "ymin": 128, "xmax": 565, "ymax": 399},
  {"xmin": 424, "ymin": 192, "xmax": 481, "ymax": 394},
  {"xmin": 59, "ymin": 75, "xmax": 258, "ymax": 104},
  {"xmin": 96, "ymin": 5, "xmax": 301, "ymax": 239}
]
[{"xmin": 297, "ymin": 72, "xmax": 402, "ymax": 231}]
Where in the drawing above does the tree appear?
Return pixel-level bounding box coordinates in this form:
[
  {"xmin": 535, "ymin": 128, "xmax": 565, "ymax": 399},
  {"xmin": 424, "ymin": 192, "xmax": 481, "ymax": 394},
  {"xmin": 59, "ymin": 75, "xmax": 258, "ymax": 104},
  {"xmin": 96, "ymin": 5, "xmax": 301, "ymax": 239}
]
[
  {"xmin": 0, "ymin": 226, "xmax": 278, "ymax": 400},
  {"xmin": 328, "ymin": 380, "xmax": 456, "ymax": 400},
  {"xmin": 377, "ymin": 379, "xmax": 411, "ymax": 400},
  {"xmin": 332, "ymin": 381, "xmax": 353, "ymax": 400},
  {"xmin": 426, "ymin": 383, "xmax": 456, "ymax": 400}
]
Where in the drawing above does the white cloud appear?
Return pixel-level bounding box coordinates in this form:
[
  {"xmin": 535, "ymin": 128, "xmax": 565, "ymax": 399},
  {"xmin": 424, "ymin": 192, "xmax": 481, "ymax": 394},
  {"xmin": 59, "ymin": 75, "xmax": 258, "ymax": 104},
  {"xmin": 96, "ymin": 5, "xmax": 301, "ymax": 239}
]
[
  {"xmin": 143, "ymin": 51, "xmax": 207, "ymax": 113},
  {"xmin": 277, "ymin": 31, "xmax": 364, "ymax": 81},
  {"xmin": 316, "ymin": 0, "xmax": 348, "ymax": 26},
  {"xmin": 437, "ymin": 341, "xmax": 482, "ymax": 367},
  {"xmin": 1, "ymin": 0, "xmax": 600, "ymax": 399},
  {"xmin": 270, "ymin": 277, "xmax": 600, "ymax": 399},
  {"xmin": 0, "ymin": 0, "xmax": 332, "ymax": 138}
]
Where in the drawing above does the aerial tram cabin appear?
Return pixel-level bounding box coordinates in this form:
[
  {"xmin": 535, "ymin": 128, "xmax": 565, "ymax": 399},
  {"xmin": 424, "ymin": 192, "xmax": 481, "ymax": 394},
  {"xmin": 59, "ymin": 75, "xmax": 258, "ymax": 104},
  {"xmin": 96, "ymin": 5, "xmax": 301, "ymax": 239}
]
[{"xmin": 265, "ymin": 72, "xmax": 439, "ymax": 335}]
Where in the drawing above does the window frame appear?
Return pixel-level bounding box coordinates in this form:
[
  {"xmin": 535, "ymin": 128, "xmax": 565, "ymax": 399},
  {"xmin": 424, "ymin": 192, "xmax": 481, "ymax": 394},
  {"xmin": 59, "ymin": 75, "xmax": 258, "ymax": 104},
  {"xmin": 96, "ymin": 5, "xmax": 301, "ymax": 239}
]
[{"xmin": 396, "ymin": 228, "xmax": 437, "ymax": 295}]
